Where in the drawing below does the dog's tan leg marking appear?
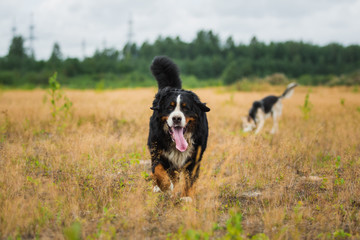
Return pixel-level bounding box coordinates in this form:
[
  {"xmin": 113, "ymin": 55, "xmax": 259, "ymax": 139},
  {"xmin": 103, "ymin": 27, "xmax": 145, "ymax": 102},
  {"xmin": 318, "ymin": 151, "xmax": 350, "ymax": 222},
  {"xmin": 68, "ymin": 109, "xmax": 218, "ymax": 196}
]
[
  {"xmin": 182, "ymin": 181, "xmax": 195, "ymax": 197},
  {"xmin": 181, "ymin": 169, "xmax": 197, "ymax": 198},
  {"xmin": 180, "ymin": 176, "xmax": 195, "ymax": 203},
  {"xmin": 168, "ymin": 170, "xmax": 180, "ymax": 185},
  {"xmin": 152, "ymin": 164, "xmax": 171, "ymax": 192},
  {"xmin": 180, "ymin": 146, "xmax": 202, "ymax": 202}
]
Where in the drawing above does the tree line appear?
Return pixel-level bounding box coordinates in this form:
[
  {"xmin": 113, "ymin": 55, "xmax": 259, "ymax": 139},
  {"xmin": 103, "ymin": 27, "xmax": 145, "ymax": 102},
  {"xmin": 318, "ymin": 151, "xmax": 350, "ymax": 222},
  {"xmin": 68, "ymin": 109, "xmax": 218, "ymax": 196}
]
[{"xmin": 1, "ymin": 30, "xmax": 360, "ymax": 88}]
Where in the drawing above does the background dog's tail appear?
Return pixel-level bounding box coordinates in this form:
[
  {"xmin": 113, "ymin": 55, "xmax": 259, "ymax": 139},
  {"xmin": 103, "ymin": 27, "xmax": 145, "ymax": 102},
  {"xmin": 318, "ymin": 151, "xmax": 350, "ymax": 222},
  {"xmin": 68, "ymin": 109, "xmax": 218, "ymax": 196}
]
[
  {"xmin": 280, "ymin": 82, "xmax": 298, "ymax": 99},
  {"xmin": 150, "ymin": 56, "xmax": 182, "ymax": 90}
]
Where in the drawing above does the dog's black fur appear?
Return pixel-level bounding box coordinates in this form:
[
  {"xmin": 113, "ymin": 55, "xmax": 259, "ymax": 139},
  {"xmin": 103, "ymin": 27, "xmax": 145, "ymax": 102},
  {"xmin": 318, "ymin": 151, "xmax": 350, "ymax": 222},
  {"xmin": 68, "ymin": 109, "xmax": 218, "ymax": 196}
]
[
  {"xmin": 248, "ymin": 96, "xmax": 278, "ymax": 124},
  {"xmin": 248, "ymin": 84, "xmax": 297, "ymax": 124},
  {"xmin": 147, "ymin": 56, "xmax": 210, "ymax": 196},
  {"xmin": 243, "ymin": 82, "xmax": 298, "ymax": 134}
]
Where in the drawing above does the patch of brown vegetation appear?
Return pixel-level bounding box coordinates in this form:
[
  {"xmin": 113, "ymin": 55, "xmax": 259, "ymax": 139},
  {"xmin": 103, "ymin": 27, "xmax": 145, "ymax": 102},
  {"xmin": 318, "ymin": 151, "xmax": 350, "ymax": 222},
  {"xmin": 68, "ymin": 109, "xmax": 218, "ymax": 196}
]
[{"xmin": 0, "ymin": 86, "xmax": 359, "ymax": 239}]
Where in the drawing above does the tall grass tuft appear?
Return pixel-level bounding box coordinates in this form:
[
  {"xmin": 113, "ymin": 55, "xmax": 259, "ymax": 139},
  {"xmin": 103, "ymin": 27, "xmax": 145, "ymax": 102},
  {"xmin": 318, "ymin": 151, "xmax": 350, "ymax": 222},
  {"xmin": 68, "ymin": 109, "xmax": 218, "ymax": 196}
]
[
  {"xmin": 44, "ymin": 72, "xmax": 73, "ymax": 131},
  {"xmin": 300, "ymin": 89, "xmax": 313, "ymax": 120}
]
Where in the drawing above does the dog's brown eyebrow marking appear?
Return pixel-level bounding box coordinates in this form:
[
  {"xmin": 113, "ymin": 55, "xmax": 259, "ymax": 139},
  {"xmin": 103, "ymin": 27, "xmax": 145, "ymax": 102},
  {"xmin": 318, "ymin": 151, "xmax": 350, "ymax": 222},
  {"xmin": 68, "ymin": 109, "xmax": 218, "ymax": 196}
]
[
  {"xmin": 170, "ymin": 102, "xmax": 175, "ymax": 106},
  {"xmin": 186, "ymin": 117, "xmax": 195, "ymax": 124},
  {"xmin": 181, "ymin": 103, "xmax": 187, "ymax": 107}
]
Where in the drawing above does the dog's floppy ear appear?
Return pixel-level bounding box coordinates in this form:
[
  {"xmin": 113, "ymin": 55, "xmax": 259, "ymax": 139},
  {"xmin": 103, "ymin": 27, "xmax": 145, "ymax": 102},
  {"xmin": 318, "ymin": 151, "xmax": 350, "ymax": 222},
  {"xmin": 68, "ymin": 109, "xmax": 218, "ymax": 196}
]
[
  {"xmin": 150, "ymin": 99, "xmax": 161, "ymax": 111},
  {"xmin": 195, "ymin": 99, "xmax": 210, "ymax": 112},
  {"xmin": 192, "ymin": 93, "xmax": 210, "ymax": 112},
  {"xmin": 150, "ymin": 105, "xmax": 159, "ymax": 111},
  {"xmin": 150, "ymin": 89, "xmax": 167, "ymax": 111},
  {"xmin": 200, "ymin": 103, "xmax": 210, "ymax": 112}
]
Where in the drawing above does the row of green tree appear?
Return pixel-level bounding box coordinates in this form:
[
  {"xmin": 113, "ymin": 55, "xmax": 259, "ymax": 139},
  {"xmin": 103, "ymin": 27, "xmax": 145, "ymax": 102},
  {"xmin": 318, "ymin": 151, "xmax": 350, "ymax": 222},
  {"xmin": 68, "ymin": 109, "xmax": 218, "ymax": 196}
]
[{"xmin": 1, "ymin": 30, "xmax": 360, "ymax": 88}]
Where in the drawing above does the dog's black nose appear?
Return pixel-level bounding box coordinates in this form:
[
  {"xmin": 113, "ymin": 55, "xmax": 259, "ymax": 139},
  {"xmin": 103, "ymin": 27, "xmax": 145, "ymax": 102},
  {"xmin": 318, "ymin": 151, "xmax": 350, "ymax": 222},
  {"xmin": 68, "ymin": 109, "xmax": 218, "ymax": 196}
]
[{"xmin": 172, "ymin": 116, "xmax": 182, "ymax": 124}]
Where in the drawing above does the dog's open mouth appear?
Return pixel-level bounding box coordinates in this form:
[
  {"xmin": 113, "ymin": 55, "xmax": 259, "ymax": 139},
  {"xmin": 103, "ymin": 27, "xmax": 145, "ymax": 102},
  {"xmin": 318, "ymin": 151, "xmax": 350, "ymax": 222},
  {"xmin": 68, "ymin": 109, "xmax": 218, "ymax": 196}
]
[{"xmin": 169, "ymin": 126, "xmax": 188, "ymax": 152}]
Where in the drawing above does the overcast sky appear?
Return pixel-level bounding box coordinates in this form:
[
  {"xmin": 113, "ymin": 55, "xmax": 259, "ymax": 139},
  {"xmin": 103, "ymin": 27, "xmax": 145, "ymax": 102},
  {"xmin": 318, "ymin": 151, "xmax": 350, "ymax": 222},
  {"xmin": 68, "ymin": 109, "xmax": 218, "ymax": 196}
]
[{"xmin": 1, "ymin": 0, "xmax": 359, "ymax": 60}]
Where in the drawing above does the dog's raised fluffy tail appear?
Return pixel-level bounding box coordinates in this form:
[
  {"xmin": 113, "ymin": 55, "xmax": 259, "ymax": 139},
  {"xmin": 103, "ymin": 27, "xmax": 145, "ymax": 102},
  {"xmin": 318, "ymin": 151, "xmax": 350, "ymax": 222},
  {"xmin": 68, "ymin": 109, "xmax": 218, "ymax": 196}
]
[
  {"xmin": 280, "ymin": 82, "xmax": 298, "ymax": 99},
  {"xmin": 150, "ymin": 56, "xmax": 182, "ymax": 90}
]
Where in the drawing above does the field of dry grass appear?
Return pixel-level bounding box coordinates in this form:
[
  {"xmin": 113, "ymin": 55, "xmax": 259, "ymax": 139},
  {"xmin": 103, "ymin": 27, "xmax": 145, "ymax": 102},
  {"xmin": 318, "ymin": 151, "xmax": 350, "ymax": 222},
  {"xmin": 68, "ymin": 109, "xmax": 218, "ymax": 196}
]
[{"xmin": 1, "ymin": 86, "xmax": 360, "ymax": 239}]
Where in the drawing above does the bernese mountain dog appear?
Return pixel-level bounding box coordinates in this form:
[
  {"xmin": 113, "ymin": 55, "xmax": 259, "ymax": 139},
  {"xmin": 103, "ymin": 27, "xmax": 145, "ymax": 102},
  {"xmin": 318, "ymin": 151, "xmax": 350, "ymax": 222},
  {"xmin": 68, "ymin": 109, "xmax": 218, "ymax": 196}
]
[
  {"xmin": 148, "ymin": 56, "xmax": 210, "ymax": 202},
  {"xmin": 242, "ymin": 82, "xmax": 298, "ymax": 134}
]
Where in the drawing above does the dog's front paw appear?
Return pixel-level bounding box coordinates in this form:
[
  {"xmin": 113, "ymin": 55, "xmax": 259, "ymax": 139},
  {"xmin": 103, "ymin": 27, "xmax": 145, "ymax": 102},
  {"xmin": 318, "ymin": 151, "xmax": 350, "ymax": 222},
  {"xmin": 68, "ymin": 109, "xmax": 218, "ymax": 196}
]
[
  {"xmin": 180, "ymin": 197, "xmax": 193, "ymax": 203},
  {"xmin": 169, "ymin": 182, "xmax": 174, "ymax": 192},
  {"xmin": 153, "ymin": 185, "xmax": 161, "ymax": 193},
  {"xmin": 153, "ymin": 181, "xmax": 174, "ymax": 193}
]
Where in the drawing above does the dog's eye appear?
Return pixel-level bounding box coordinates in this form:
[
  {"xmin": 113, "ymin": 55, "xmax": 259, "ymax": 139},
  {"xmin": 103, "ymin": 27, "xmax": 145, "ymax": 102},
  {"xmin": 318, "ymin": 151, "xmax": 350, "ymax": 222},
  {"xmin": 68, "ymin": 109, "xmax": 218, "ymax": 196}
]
[
  {"xmin": 182, "ymin": 106, "xmax": 189, "ymax": 111},
  {"xmin": 167, "ymin": 106, "xmax": 174, "ymax": 111}
]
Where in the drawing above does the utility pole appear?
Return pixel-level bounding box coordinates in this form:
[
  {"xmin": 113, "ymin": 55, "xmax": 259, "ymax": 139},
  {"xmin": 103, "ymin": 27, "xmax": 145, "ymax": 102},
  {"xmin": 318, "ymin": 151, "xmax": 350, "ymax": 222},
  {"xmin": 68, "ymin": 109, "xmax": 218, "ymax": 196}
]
[
  {"xmin": 11, "ymin": 18, "xmax": 17, "ymax": 37},
  {"xmin": 125, "ymin": 13, "xmax": 134, "ymax": 58},
  {"xmin": 81, "ymin": 39, "xmax": 86, "ymax": 59},
  {"xmin": 28, "ymin": 13, "xmax": 35, "ymax": 58},
  {"xmin": 127, "ymin": 14, "xmax": 133, "ymax": 45}
]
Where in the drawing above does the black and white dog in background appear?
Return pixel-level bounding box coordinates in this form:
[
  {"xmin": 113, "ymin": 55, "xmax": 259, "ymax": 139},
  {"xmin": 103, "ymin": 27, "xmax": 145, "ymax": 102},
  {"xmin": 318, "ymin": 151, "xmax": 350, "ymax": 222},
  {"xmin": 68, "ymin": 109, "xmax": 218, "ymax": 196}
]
[
  {"xmin": 242, "ymin": 82, "xmax": 298, "ymax": 134},
  {"xmin": 148, "ymin": 56, "xmax": 210, "ymax": 201}
]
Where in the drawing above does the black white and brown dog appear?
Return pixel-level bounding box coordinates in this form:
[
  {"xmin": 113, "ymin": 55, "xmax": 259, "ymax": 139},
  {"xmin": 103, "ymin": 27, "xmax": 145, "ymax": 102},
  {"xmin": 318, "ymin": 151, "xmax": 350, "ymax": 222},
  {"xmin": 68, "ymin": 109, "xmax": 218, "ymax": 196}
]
[
  {"xmin": 147, "ymin": 56, "xmax": 210, "ymax": 202},
  {"xmin": 242, "ymin": 82, "xmax": 298, "ymax": 134}
]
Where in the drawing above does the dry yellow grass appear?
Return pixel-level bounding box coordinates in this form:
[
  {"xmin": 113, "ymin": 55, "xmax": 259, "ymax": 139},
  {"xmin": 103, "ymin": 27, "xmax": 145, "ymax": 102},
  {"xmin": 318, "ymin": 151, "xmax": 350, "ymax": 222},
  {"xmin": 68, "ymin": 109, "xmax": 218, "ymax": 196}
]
[{"xmin": 1, "ymin": 86, "xmax": 360, "ymax": 239}]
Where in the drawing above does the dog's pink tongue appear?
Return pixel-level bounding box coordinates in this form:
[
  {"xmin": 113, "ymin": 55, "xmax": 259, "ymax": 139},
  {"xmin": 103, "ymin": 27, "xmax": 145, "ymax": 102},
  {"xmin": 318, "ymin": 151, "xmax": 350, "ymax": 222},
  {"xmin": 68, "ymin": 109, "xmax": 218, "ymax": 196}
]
[{"xmin": 172, "ymin": 127, "xmax": 188, "ymax": 152}]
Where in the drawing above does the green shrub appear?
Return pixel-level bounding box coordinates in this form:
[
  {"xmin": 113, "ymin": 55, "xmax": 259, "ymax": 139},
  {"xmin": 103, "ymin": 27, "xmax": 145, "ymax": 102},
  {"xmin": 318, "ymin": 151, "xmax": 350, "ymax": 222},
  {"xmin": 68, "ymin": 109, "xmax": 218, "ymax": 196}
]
[
  {"xmin": 0, "ymin": 71, "xmax": 19, "ymax": 85},
  {"xmin": 265, "ymin": 73, "xmax": 289, "ymax": 85}
]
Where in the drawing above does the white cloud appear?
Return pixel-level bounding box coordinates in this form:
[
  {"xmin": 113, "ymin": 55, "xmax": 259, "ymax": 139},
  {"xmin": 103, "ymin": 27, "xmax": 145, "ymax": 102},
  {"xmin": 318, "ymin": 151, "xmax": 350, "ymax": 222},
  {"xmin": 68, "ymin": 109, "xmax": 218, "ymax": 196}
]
[{"xmin": 0, "ymin": 0, "xmax": 359, "ymax": 60}]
